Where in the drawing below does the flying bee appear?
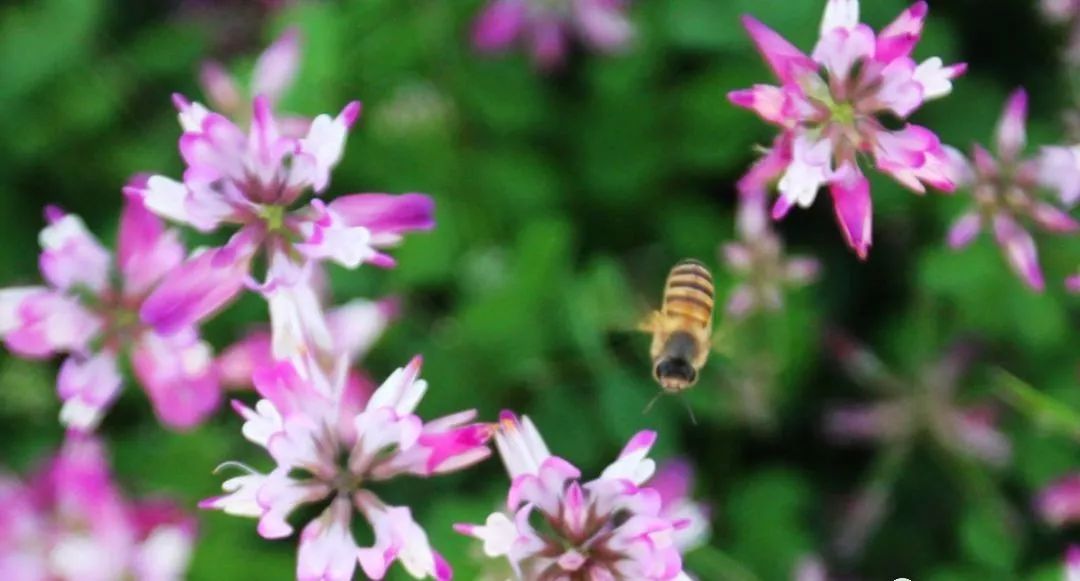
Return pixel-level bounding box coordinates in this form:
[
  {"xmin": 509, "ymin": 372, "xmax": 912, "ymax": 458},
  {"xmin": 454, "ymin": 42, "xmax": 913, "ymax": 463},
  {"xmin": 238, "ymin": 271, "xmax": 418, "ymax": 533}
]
[{"xmin": 640, "ymin": 258, "xmax": 715, "ymax": 393}]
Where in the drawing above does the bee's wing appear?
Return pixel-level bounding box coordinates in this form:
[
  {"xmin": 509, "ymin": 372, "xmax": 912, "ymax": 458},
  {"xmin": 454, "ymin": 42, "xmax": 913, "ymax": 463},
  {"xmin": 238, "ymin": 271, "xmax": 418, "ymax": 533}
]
[{"xmin": 706, "ymin": 311, "xmax": 731, "ymax": 354}]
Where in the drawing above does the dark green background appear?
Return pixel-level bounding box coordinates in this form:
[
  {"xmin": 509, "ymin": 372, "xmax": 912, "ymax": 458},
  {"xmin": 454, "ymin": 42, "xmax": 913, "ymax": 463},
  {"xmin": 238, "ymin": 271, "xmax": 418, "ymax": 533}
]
[{"xmin": 0, "ymin": 0, "xmax": 1078, "ymax": 579}]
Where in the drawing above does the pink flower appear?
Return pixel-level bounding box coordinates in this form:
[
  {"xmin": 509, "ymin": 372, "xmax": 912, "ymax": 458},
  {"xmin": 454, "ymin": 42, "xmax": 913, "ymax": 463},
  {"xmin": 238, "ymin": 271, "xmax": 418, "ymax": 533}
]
[
  {"xmin": 1067, "ymin": 272, "xmax": 1080, "ymax": 293},
  {"xmin": 128, "ymin": 94, "xmax": 434, "ymax": 337},
  {"xmin": 0, "ymin": 433, "xmax": 195, "ymax": 581},
  {"xmin": 1042, "ymin": 0, "xmax": 1080, "ymax": 63},
  {"xmin": 1036, "ymin": 474, "xmax": 1080, "ymax": 526},
  {"xmin": 455, "ymin": 412, "xmax": 693, "ymax": 580},
  {"xmin": 202, "ymin": 355, "xmax": 490, "ymax": 580},
  {"xmin": 722, "ymin": 192, "xmax": 820, "ymax": 319},
  {"xmin": 0, "ymin": 196, "xmax": 221, "ymax": 431},
  {"xmin": 792, "ymin": 555, "xmax": 829, "ymax": 581},
  {"xmin": 1068, "ymin": 545, "xmax": 1080, "ymax": 581},
  {"xmin": 472, "ymin": 0, "xmax": 633, "ymax": 69},
  {"xmin": 824, "ymin": 337, "xmax": 1011, "ymax": 467},
  {"xmin": 729, "ymin": 0, "xmax": 963, "ymax": 258},
  {"xmin": 200, "ymin": 28, "xmax": 309, "ymax": 136},
  {"xmin": 945, "ymin": 89, "xmax": 1079, "ymax": 291}
]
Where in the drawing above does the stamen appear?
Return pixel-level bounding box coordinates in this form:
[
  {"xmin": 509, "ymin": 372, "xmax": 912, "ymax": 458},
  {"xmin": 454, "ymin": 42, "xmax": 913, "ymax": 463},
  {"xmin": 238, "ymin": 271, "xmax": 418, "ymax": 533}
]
[{"xmin": 213, "ymin": 460, "xmax": 258, "ymax": 476}]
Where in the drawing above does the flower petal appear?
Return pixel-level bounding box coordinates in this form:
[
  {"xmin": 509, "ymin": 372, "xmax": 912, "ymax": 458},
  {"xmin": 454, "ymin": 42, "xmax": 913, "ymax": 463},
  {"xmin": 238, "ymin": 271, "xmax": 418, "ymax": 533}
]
[
  {"xmin": 253, "ymin": 28, "xmax": 302, "ymax": 105},
  {"xmin": 946, "ymin": 211, "xmax": 983, "ymax": 249},
  {"xmin": 354, "ymin": 491, "xmax": 451, "ymax": 581},
  {"xmin": 995, "ymin": 88, "xmax": 1028, "ymax": 160},
  {"xmin": 4, "ymin": 290, "xmax": 101, "ymax": 358},
  {"xmin": 993, "ymin": 214, "xmax": 1044, "ymax": 291},
  {"xmin": 812, "ymin": 24, "xmax": 875, "ymax": 83},
  {"xmin": 828, "ymin": 163, "xmax": 873, "ymax": 259},
  {"xmin": 913, "ymin": 57, "xmax": 966, "ymax": 101},
  {"xmin": 118, "ymin": 190, "xmax": 185, "ymax": 297},
  {"xmin": 140, "ymin": 239, "xmax": 254, "ymax": 335},
  {"xmin": 574, "ymin": 0, "xmax": 634, "ymax": 51},
  {"xmin": 740, "ymin": 15, "xmax": 818, "ymax": 85},
  {"xmin": 600, "ymin": 430, "xmax": 658, "ymax": 485},
  {"xmin": 472, "ymin": 0, "xmax": 527, "ymax": 51},
  {"xmin": 819, "ymin": 0, "xmax": 860, "ymax": 34},
  {"xmin": 57, "ymin": 352, "xmax": 123, "ymax": 431},
  {"xmin": 131, "ymin": 330, "xmax": 221, "ymax": 430},
  {"xmin": 328, "ymin": 193, "xmax": 436, "ymax": 243},
  {"xmin": 453, "ymin": 511, "xmax": 517, "ymax": 557},
  {"xmin": 1038, "ymin": 145, "xmax": 1080, "ymax": 206},
  {"xmin": 778, "ymin": 133, "xmax": 833, "ymax": 210},
  {"xmin": 876, "ymin": 2, "xmax": 927, "ymax": 61},
  {"xmin": 199, "ymin": 61, "xmax": 242, "ymax": 114},
  {"xmin": 300, "ymin": 101, "xmax": 362, "ymax": 193},
  {"xmin": 38, "ymin": 208, "xmax": 111, "ymax": 295},
  {"xmin": 297, "ymin": 497, "xmax": 359, "ymax": 581}
]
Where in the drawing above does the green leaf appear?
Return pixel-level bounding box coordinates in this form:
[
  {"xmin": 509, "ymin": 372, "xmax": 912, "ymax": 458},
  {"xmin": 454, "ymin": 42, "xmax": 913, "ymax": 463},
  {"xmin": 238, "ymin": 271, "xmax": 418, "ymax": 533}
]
[
  {"xmin": 996, "ymin": 370, "xmax": 1080, "ymax": 440},
  {"xmin": 958, "ymin": 502, "xmax": 1020, "ymax": 573}
]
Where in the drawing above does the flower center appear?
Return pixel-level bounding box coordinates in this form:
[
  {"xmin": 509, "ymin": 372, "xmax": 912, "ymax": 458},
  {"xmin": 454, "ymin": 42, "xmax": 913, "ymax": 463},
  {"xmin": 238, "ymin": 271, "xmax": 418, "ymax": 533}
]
[
  {"xmin": 830, "ymin": 101, "xmax": 857, "ymax": 127},
  {"xmin": 261, "ymin": 204, "xmax": 287, "ymax": 234}
]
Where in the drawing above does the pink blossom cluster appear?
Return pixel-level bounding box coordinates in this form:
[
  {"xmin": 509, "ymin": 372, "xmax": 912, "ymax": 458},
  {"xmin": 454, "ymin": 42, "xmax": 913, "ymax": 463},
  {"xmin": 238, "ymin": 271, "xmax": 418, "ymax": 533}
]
[
  {"xmin": 0, "ymin": 433, "xmax": 195, "ymax": 580},
  {"xmin": 472, "ymin": 0, "xmax": 634, "ymax": 69},
  {"xmin": 722, "ymin": 192, "xmax": 820, "ymax": 319},
  {"xmin": 1043, "ymin": 0, "xmax": 1080, "ymax": 63},
  {"xmin": 202, "ymin": 354, "xmax": 492, "ymax": 580},
  {"xmin": 945, "ymin": 89, "xmax": 1079, "ymax": 291},
  {"xmin": 455, "ymin": 412, "xmax": 709, "ymax": 580},
  {"xmin": 0, "ymin": 194, "xmax": 218, "ymax": 431},
  {"xmin": 0, "ymin": 24, "xmax": 715, "ymax": 579},
  {"xmin": 730, "ymin": 0, "xmax": 964, "ymax": 259},
  {"xmin": 825, "ymin": 337, "xmax": 1011, "ymax": 467}
]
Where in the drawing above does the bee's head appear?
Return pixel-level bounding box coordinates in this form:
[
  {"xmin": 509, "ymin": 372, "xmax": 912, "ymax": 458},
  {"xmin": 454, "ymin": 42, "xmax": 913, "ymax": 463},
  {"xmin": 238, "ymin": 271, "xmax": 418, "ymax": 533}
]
[{"xmin": 654, "ymin": 356, "xmax": 698, "ymax": 393}]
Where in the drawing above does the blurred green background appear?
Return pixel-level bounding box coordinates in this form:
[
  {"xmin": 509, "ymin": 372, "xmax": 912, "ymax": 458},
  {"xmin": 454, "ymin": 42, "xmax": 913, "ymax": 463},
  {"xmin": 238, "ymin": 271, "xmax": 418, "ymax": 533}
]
[{"xmin": 1, "ymin": 0, "xmax": 1079, "ymax": 579}]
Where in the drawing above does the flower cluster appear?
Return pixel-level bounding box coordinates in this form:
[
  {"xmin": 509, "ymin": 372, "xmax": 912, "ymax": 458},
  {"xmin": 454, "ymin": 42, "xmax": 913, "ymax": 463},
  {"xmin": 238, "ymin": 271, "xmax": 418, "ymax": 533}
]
[
  {"xmin": 455, "ymin": 412, "xmax": 708, "ymax": 580},
  {"xmin": 472, "ymin": 0, "xmax": 634, "ymax": 69},
  {"xmin": 730, "ymin": 0, "xmax": 963, "ymax": 258},
  {"xmin": 825, "ymin": 336, "xmax": 1011, "ymax": 466},
  {"xmin": 722, "ymin": 192, "xmax": 820, "ymax": 319},
  {"xmin": 1043, "ymin": 0, "xmax": 1080, "ymax": 63},
  {"xmin": 944, "ymin": 89, "xmax": 1079, "ymax": 291},
  {"xmin": 0, "ymin": 433, "xmax": 195, "ymax": 580},
  {"xmin": 202, "ymin": 355, "xmax": 492, "ymax": 580},
  {"xmin": 0, "ymin": 195, "xmax": 219, "ymax": 431}
]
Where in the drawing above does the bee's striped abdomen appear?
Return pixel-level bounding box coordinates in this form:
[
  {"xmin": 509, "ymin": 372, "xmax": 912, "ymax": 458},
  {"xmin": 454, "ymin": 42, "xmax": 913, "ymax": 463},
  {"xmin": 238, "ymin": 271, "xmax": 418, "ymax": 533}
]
[{"xmin": 662, "ymin": 259, "xmax": 714, "ymax": 327}]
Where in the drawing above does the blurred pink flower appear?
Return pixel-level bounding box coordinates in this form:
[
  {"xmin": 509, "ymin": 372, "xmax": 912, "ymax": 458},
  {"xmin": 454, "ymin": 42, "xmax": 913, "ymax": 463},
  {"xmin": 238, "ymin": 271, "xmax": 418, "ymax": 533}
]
[
  {"xmin": 722, "ymin": 192, "xmax": 820, "ymax": 319},
  {"xmin": 127, "ymin": 95, "xmax": 434, "ymax": 344},
  {"xmin": 1067, "ymin": 272, "xmax": 1080, "ymax": 293},
  {"xmin": 199, "ymin": 27, "xmax": 310, "ymax": 136},
  {"xmin": 0, "ymin": 433, "xmax": 195, "ymax": 580},
  {"xmin": 1068, "ymin": 545, "xmax": 1080, "ymax": 581},
  {"xmin": 945, "ymin": 89, "xmax": 1079, "ymax": 291},
  {"xmin": 791, "ymin": 555, "xmax": 829, "ymax": 581},
  {"xmin": 0, "ymin": 195, "xmax": 221, "ymax": 431},
  {"xmin": 1037, "ymin": 474, "xmax": 1080, "ymax": 526},
  {"xmin": 455, "ymin": 412, "xmax": 693, "ymax": 580},
  {"xmin": 1042, "ymin": 0, "xmax": 1080, "ymax": 63},
  {"xmin": 202, "ymin": 355, "xmax": 490, "ymax": 580},
  {"xmin": 730, "ymin": 0, "xmax": 963, "ymax": 258},
  {"xmin": 824, "ymin": 336, "xmax": 1011, "ymax": 467},
  {"xmin": 472, "ymin": 0, "xmax": 633, "ymax": 69}
]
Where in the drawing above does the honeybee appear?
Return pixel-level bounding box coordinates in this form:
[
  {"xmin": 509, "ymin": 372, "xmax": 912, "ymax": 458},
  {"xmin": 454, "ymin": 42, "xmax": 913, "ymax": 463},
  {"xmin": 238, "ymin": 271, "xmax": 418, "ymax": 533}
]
[{"xmin": 640, "ymin": 258, "xmax": 715, "ymax": 393}]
